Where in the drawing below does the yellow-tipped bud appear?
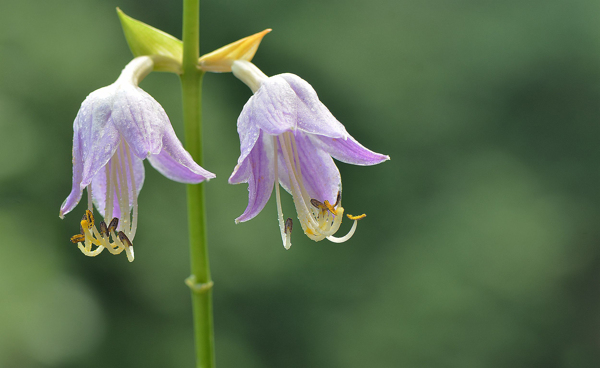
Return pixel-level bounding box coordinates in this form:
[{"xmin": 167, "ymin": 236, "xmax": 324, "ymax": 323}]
[{"xmin": 198, "ymin": 29, "xmax": 271, "ymax": 73}]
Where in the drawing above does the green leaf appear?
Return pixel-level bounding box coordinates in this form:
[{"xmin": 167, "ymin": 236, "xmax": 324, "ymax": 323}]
[{"xmin": 117, "ymin": 8, "xmax": 182, "ymax": 73}]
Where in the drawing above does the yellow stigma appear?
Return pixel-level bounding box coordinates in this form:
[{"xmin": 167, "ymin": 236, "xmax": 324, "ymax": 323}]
[{"xmin": 347, "ymin": 214, "xmax": 366, "ymax": 221}]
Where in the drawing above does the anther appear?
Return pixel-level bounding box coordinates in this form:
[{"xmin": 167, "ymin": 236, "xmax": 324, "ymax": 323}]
[
  {"xmin": 85, "ymin": 210, "xmax": 94, "ymax": 228},
  {"xmin": 118, "ymin": 231, "xmax": 132, "ymax": 247},
  {"xmin": 70, "ymin": 234, "xmax": 85, "ymax": 243},
  {"xmin": 285, "ymin": 218, "xmax": 293, "ymax": 234},
  {"xmin": 99, "ymin": 221, "xmax": 108, "ymax": 238},
  {"xmin": 347, "ymin": 213, "xmax": 366, "ymax": 221},
  {"xmin": 108, "ymin": 218, "xmax": 119, "ymax": 233},
  {"xmin": 80, "ymin": 213, "xmax": 88, "ymax": 230},
  {"xmin": 323, "ymin": 200, "xmax": 337, "ymax": 215},
  {"xmin": 310, "ymin": 198, "xmax": 325, "ymax": 210}
]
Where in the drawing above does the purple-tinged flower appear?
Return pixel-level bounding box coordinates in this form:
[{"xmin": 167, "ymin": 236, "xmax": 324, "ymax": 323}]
[
  {"xmin": 60, "ymin": 56, "xmax": 215, "ymax": 262},
  {"xmin": 229, "ymin": 60, "xmax": 389, "ymax": 249}
]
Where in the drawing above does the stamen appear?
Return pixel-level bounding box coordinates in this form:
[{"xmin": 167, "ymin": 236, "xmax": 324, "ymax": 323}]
[
  {"xmin": 70, "ymin": 234, "xmax": 85, "ymax": 243},
  {"xmin": 85, "ymin": 209, "xmax": 94, "ymax": 228},
  {"xmin": 310, "ymin": 199, "xmax": 326, "ymax": 210},
  {"xmin": 347, "ymin": 214, "xmax": 366, "ymax": 221},
  {"xmin": 117, "ymin": 142, "xmax": 130, "ymax": 235},
  {"xmin": 278, "ymin": 134, "xmax": 320, "ymax": 231},
  {"xmin": 118, "ymin": 231, "xmax": 135, "ymax": 263},
  {"xmin": 108, "ymin": 217, "xmax": 119, "ymax": 233},
  {"xmin": 118, "ymin": 231, "xmax": 132, "ymax": 247},
  {"xmin": 99, "ymin": 221, "xmax": 108, "ymax": 238},
  {"xmin": 323, "ymin": 200, "xmax": 337, "ymax": 215},
  {"xmin": 273, "ymin": 136, "xmax": 291, "ymax": 250},
  {"xmin": 125, "ymin": 141, "xmax": 138, "ymax": 239},
  {"xmin": 285, "ymin": 218, "xmax": 293, "ymax": 234}
]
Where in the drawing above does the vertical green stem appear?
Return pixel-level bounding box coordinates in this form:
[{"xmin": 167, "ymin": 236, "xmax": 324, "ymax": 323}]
[{"xmin": 181, "ymin": 0, "xmax": 215, "ymax": 367}]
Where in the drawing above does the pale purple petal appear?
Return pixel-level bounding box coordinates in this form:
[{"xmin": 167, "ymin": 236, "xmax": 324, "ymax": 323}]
[
  {"xmin": 229, "ymin": 153, "xmax": 251, "ymax": 185},
  {"xmin": 59, "ymin": 116, "xmax": 85, "ymax": 218},
  {"xmin": 234, "ymin": 102, "xmax": 261, "ymax": 172},
  {"xmin": 234, "ymin": 131, "xmax": 275, "ymax": 223},
  {"xmin": 91, "ymin": 146, "xmax": 145, "ymax": 219},
  {"xmin": 60, "ymin": 89, "xmax": 121, "ymax": 217},
  {"xmin": 111, "ymin": 85, "xmax": 165, "ymax": 159},
  {"xmin": 313, "ymin": 134, "xmax": 390, "ymax": 166},
  {"xmin": 277, "ymin": 132, "xmax": 340, "ymax": 204},
  {"xmin": 277, "ymin": 74, "xmax": 348, "ymax": 139},
  {"xmin": 243, "ymin": 77, "xmax": 297, "ymax": 136},
  {"xmin": 147, "ymin": 124, "xmax": 215, "ymax": 183}
]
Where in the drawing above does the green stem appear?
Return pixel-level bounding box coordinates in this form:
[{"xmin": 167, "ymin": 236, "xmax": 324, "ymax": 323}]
[{"xmin": 181, "ymin": 0, "xmax": 215, "ymax": 367}]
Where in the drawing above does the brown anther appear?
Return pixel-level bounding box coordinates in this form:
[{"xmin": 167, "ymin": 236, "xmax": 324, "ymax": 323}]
[
  {"xmin": 285, "ymin": 218, "xmax": 293, "ymax": 234},
  {"xmin": 70, "ymin": 234, "xmax": 85, "ymax": 243},
  {"xmin": 334, "ymin": 191, "xmax": 341, "ymax": 207},
  {"xmin": 310, "ymin": 198, "xmax": 325, "ymax": 210},
  {"xmin": 99, "ymin": 221, "xmax": 108, "ymax": 238},
  {"xmin": 85, "ymin": 209, "xmax": 94, "ymax": 229},
  {"xmin": 108, "ymin": 218, "xmax": 119, "ymax": 233},
  {"xmin": 323, "ymin": 200, "xmax": 337, "ymax": 214},
  {"xmin": 347, "ymin": 213, "xmax": 366, "ymax": 221},
  {"xmin": 118, "ymin": 231, "xmax": 132, "ymax": 247}
]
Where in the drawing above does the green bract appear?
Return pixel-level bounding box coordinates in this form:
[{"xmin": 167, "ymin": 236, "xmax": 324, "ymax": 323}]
[{"xmin": 117, "ymin": 8, "xmax": 183, "ymax": 73}]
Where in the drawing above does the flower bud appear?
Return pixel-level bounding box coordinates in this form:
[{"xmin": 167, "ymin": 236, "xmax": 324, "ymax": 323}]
[
  {"xmin": 198, "ymin": 29, "xmax": 271, "ymax": 73},
  {"xmin": 117, "ymin": 8, "xmax": 183, "ymax": 74}
]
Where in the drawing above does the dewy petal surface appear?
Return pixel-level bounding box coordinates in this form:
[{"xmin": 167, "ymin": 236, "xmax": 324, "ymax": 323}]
[
  {"xmin": 60, "ymin": 88, "xmax": 121, "ymax": 217},
  {"xmin": 233, "ymin": 131, "xmax": 275, "ymax": 223},
  {"xmin": 277, "ymin": 74, "xmax": 348, "ymax": 139},
  {"xmin": 313, "ymin": 134, "xmax": 390, "ymax": 166},
  {"xmin": 61, "ymin": 56, "xmax": 215, "ymax": 219},
  {"xmin": 233, "ymin": 100, "xmax": 262, "ymax": 174},
  {"xmin": 243, "ymin": 77, "xmax": 298, "ymax": 136},
  {"xmin": 111, "ymin": 84, "xmax": 166, "ymax": 158}
]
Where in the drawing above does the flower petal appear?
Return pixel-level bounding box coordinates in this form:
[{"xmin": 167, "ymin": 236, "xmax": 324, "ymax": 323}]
[
  {"xmin": 91, "ymin": 143, "xmax": 145, "ymax": 219},
  {"xmin": 233, "ymin": 103, "xmax": 262, "ymax": 175},
  {"xmin": 243, "ymin": 76, "xmax": 297, "ymax": 135},
  {"xmin": 277, "ymin": 74, "xmax": 348, "ymax": 139},
  {"xmin": 147, "ymin": 124, "xmax": 215, "ymax": 183},
  {"xmin": 60, "ymin": 89, "xmax": 121, "ymax": 217},
  {"xmin": 277, "ymin": 132, "xmax": 340, "ymax": 204},
  {"xmin": 313, "ymin": 134, "xmax": 390, "ymax": 166},
  {"xmin": 233, "ymin": 131, "xmax": 275, "ymax": 223},
  {"xmin": 111, "ymin": 85, "xmax": 166, "ymax": 158}
]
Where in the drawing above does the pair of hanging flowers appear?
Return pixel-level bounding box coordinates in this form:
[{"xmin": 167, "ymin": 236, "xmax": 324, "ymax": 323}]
[{"xmin": 60, "ymin": 10, "xmax": 389, "ymax": 261}]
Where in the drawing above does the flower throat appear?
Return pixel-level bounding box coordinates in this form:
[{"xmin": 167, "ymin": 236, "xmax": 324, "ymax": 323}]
[{"xmin": 69, "ymin": 140, "xmax": 138, "ymax": 262}]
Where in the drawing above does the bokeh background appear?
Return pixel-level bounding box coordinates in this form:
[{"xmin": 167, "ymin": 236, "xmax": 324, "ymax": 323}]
[{"xmin": 1, "ymin": 0, "xmax": 600, "ymax": 367}]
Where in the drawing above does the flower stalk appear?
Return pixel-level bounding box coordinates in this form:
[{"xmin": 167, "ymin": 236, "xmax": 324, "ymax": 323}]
[{"xmin": 181, "ymin": 0, "xmax": 215, "ymax": 367}]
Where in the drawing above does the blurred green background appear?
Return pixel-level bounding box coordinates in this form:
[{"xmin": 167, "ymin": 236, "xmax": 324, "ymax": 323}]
[{"xmin": 1, "ymin": 0, "xmax": 600, "ymax": 367}]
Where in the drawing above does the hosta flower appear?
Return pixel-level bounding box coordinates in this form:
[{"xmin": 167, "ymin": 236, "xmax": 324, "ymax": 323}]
[
  {"xmin": 60, "ymin": 56, "xmax": 215, "ymax": 262},
  {"xmin": 230, "ymin": 60, "xmax": 389, "ymax": 249}
]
